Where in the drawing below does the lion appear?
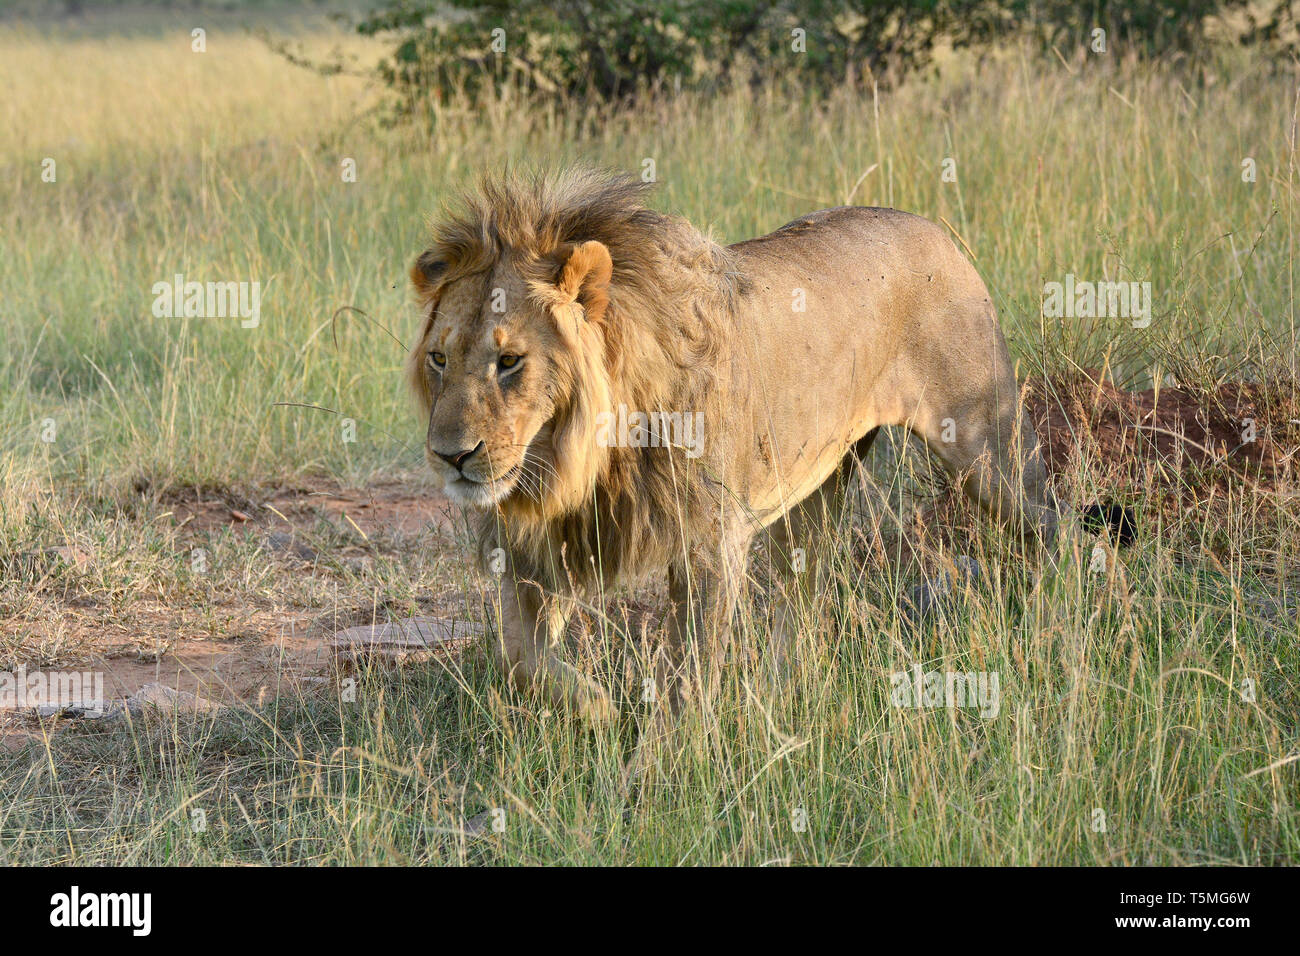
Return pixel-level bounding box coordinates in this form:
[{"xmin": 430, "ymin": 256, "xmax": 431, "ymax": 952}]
[{"xmin": 407, "ymin": 167, "xmax": 1058, "ymax": 722}]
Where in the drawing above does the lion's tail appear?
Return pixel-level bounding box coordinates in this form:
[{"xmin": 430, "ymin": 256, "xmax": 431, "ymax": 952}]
[{"xmin": 1077, "ymin": 502, "xmax": 1137, "ymax": 546}]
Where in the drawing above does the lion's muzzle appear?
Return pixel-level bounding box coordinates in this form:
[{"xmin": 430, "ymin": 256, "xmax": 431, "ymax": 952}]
[{"xmin": 431, "ymin": 440, "xmax": 485, "ymax": 473}]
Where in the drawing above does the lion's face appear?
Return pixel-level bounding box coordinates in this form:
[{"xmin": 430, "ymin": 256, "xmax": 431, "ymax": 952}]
[
  {"xmin": 413, "ymin": 265, "xmax": 561, "ymax": 508},
  {"xmin": 409, "ymin": 239, "xmax": 616, "ymax": 514}
]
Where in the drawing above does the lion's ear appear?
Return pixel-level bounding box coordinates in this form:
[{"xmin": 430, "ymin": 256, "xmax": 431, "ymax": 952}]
[
  {"xmin": 553, "ymin": 240, "xmax": 612, "ymax": 324},
  {"xmin": 410, "ymin": 250, "xmax": 447, "ymax": 305}
]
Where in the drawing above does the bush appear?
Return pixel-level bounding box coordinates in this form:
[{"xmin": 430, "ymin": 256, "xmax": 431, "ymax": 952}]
[{"xmin": 352, "ymin": 0, "xmax": 1300, "ymax": 117}]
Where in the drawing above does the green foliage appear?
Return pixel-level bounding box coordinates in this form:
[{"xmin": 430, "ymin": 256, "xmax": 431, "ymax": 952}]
[
  {"xmin": 356, "ymin": 0, "xmax": 1300, "ymax": 115},
  {"xmin": 356, "ymin": 0, "xmax": 1005, "ymax": 108}
]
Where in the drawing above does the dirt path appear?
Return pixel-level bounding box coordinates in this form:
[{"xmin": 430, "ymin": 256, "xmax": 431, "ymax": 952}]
[{"xmin": 1, "ymin": 479, "xmax": 471, "ymax": 744}]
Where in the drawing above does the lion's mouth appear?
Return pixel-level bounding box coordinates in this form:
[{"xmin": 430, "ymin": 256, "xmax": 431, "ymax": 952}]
[
  {"xmin": 444, "ymin": 463, "xmax": 523, "ymax": 507},
  {"xmin": 461, "ymin": 463, "xmax": 520, "ymax": 487}
]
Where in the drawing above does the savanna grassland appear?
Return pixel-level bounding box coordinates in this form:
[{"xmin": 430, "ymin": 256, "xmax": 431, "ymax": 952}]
[{"xmin": 0, "ymin": 2, "xmax": 1297, "ymax": 864}]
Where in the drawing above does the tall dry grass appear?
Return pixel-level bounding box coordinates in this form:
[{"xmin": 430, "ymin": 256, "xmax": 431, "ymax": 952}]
[{"xmin": 0, "ymin": 13, "xmax": 1295, "ymax": 865}]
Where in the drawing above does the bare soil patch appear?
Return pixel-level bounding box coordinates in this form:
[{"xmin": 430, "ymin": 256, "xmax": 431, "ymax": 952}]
[
  {"xmin": 1, "ymin": 478, "xmax": 470, "ymax": 744},
  {"xmin": 163, "ymin": 477, "xmax": 459, "ymax": 538}
]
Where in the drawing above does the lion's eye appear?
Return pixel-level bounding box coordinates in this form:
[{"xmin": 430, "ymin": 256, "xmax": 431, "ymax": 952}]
[
  {"xmin": 498, "ymin": 354, "xmax": 522, "ymax": 370},
  {"xmin": 429, "ymin": 351, "xmax": 446, "ymax": 369}
]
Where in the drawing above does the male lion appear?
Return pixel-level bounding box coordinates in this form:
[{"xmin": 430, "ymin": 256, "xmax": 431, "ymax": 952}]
[{"xmin": 408, "ymin": 167, "xmax": 1058, "ymax": 722}]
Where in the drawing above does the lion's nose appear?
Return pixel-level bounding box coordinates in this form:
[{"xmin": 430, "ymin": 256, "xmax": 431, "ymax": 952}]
[{"xmin": 433, "ymin": 441, "xmax": 484, "ymax": 472}]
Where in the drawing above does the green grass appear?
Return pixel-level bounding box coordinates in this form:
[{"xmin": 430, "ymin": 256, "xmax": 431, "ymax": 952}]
[
  {"xmin": 0, "ymin": 14, "xmax": 1297, "ymax": 865},
  {"xmin": 3, "ymin": 27, "xmax": 1295, "ymax": 498},
  {"xmin": 3, "ymin": 518, "xmax": 1295, "ymax": 864}
]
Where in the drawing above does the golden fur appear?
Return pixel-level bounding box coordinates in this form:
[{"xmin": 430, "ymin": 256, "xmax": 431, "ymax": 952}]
[{"xmin": 408, "ymin": 167, "xmax": 1057, "ymax": 722}]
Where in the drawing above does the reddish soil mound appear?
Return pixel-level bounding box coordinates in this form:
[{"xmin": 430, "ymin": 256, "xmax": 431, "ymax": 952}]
[{"xmin": 1026, "ymin": 371, "xmax": 1297, "ymax": 498}]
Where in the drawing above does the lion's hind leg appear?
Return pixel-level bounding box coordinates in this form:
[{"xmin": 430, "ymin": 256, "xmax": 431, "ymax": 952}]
[{"xmin": 919, "ymin": 380, "xmax": 1059, "ymax": 554}]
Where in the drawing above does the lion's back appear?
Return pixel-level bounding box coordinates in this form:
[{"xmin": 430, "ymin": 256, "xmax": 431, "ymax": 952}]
[{"xmin": 729, "ymin": 206, "xmax": 962, "ymax": 268}]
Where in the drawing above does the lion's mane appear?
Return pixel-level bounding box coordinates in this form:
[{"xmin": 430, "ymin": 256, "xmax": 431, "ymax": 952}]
[{"xmin": 409, "ymin": 168, "xmax": 750, "ymax": 590}]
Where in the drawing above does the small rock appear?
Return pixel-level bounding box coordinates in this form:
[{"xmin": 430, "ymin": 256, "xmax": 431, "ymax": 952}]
[
  {"xmin": 124, "ymin": 682, "xmax": 226, "ymax": 717},
  {"xmin": 34, "ymin": 702, "xmax": 123, "ymax": 720},
  {"xmin": 265, "ymin": 532, "xmax": 317, "ymax": 561},
  {"xmin": 330, "ymin": 617, "xmax": 482, "ymax": 662},
  {"xmin": 459, "ymin": 810, "xmax": 496, "ymax": 839},
  {"xmin": 23, "ymin": 685, "xmax": 225, "ymax": 725},
  {"xmin": 902, "ymin": 555, "xmax": 981, "ymax": 623}
]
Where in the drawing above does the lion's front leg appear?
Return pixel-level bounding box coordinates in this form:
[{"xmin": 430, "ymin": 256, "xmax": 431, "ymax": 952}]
[
  {"xmin": 658, "ymin": 534, "xmax": 751, "ymax": 713},
  {"xmin": 626, "ymin": 539, "xmax": 750, "ymax": 787},
  {"xmin": 493, "ymin": 576, "xmax": 614, "ymax": 724}
]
